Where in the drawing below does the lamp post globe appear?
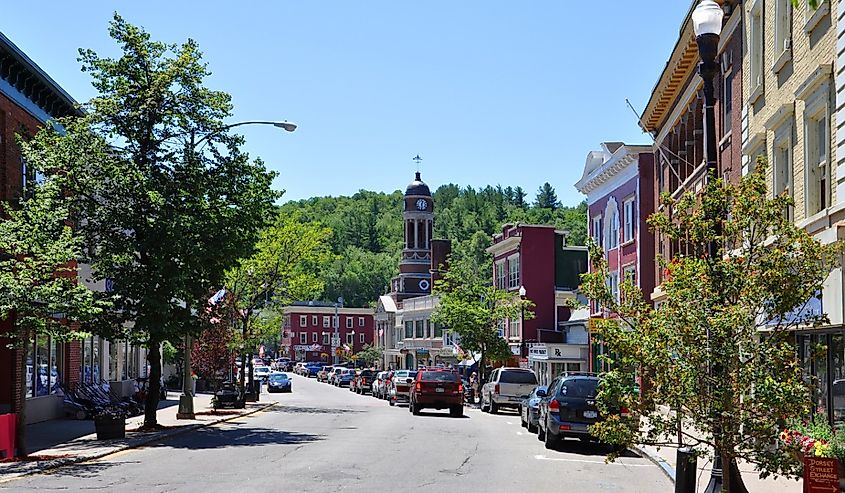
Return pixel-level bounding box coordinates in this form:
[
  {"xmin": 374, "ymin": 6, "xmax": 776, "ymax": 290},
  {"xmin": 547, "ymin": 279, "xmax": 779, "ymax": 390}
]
[{"xmin": 692, "ymin": 0, "xmax": 724, "ymax": 37}]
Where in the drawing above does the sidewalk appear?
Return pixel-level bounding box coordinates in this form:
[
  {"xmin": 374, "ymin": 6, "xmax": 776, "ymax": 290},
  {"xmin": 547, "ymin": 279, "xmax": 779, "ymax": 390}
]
[
  {"xmin": 0, "ymin": 392, "xmax": 274, "ymax": 484},
  {"xmin": 635, "ymin": 443, "xmax": 802, "ymax": 493}
]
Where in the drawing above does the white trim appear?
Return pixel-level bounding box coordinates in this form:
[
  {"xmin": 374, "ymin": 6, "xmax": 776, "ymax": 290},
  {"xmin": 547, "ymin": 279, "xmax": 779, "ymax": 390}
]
[
  {"xmin": 804, "ymin": 0, "xmax": 830, "ymax": 33},
  {"xmin": 795, "ymin": 64, "xmax": 833, "ymax": 101},
  {"xmin": 764, "ymin": 103, "xmax": 795, "ymax": 130},
  {"xmin": 654, "ymin": 74, "xmax": 703, "ymax": 146}
]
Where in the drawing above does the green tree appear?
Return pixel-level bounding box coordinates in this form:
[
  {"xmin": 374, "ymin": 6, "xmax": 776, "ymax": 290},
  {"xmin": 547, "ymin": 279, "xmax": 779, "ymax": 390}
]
[
  {"xmin": 0, "ymin": 178, "xmax": 102, "ymax": 456},
  {"xmin": 432, "ymin": 254, "xmax": 534, "ymax": 387},
  {"xmin": 580, "ymin": 163, "xmax": 841, "ymax": 491},
  {"xmin": 225, "ymin": 213, "xmax": 333, "ymax": 395},
  {"xmin": 20, "ymin": 15, "xmax": 278, "ymax": 428},
  {"xmin": 354, "ymin": 344, "xmax": 383, "ymax": 366},
  {"xmin": 534, "ymin": 182, "xmax": 560, "ymax": 210}
]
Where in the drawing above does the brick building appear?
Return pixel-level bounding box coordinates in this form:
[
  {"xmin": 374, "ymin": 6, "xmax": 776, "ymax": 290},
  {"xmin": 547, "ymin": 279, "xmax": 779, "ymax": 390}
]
[
  {"xmin": 281, "ymin": 304, "xmax": 374, "ymax": 363},
  {"xmin": 486, "ymin": 224, "xmax": 588, "ymax": 382},
  {"xmin": 0, "ymin": 31, "xmax": 82, "ymax": 429},
  {"xmin": 639, "ymin": 0, "xmax": 744, "ymax": 303},
  {"xmin": 575, "ymin": 143, "xmax": 655, "ymax": 372}
]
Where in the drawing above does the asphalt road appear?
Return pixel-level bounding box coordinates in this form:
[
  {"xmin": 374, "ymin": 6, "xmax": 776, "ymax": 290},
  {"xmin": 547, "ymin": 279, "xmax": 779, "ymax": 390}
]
[{"xmin": 1, "ymin": 374, "xmax": 671, "ymax": 492}]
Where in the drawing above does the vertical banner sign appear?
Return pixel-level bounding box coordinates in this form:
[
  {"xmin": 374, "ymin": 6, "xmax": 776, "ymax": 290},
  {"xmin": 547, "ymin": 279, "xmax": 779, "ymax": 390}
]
[{"xmin": 803, "ymin": 456, "xmax": 839, "ymax": 493}]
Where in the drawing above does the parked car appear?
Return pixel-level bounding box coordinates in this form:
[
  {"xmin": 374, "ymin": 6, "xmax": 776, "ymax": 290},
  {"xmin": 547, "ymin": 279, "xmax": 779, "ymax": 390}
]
[
  {"xmin": 254, "ymin": 365, "xmax": 272, "ymax": 383},
  {"xmin": 336, "ymin": 368, "xmax": 356, "ymax": 387},
  {"xmin": 214, "ymin": 381, "xmax": 245, "ymax": 409},
  {"xmin": 353, "ymin": 369, "xmax": 376, "ymax": 395},
  {"xmin": 537, "ymin": 374, "xmax": 612, "ymax": 450},
  {"xmin": 387, "ymin": 370, "xmax": 417, "ymax": 406},
  {"xmin": 372, "ymin": 371, "xmax": 390, "ymax": 399},
  {"xmin": 520, "ymin": 385, "xmax": 548, "ymax": 433},
  {"xmin": 293, "ymin": 362, "xmax": 306, "ymax": 375},
  {"xmin": 317, "ymin": 366, "xmax": 333, "ymax": 383},
  {"xmin": 409, "ymin": 369, "xmax": 463, "ymax": 417},
  {"xmin": 481, "ymin": 367, "xmax": 538, "ymax": 414},
  {"xmin": 304, "ymin": 362, "xmax": 323, "ymax": 377},
  {"xmin": 267, "ymin": 372, "xmax": 292, "ymax": 393}
]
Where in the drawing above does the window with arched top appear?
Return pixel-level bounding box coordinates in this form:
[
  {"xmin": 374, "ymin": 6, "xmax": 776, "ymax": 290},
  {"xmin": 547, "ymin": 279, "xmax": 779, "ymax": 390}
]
[{"xmin": 603, "ymin": 197, "xmax": 620, "ymax": 251}]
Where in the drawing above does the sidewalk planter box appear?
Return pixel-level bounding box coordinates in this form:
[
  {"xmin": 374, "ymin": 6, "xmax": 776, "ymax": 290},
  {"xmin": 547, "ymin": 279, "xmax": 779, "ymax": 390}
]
[{"xmin": 94, "ymin": 416, "xmax": 126, "ymax": 440}]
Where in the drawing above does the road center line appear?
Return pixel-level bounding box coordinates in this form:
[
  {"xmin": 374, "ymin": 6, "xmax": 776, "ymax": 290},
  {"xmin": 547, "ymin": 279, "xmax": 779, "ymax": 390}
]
[{"xmin": 533, "ymin": 455, "xmax": 654, "ymax": 467}]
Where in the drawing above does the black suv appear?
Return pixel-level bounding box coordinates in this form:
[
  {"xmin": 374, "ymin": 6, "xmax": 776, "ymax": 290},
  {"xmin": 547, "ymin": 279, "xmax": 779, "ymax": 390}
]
[{"xmin": 537, "ymin": 374, "xmax": 604, "ymax": 450}]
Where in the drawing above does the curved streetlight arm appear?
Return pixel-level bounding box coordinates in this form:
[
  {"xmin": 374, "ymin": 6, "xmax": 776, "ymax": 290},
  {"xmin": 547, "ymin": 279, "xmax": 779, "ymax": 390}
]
[{"xmin": 192, "ymin": 120, "xmax": 297, "ymax": 149}]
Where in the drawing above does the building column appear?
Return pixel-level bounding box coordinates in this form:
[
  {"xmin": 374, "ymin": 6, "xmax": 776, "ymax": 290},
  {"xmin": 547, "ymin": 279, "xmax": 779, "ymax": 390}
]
[{"xmin": 414, "ymin": 220, "xmax": 419, "ymax": 249}]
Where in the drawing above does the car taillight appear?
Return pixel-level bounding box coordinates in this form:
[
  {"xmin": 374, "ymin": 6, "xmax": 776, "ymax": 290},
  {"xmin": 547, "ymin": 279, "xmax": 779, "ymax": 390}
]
[
  {"xmin": 415, "ymin": 382, "xmax": 421, "ymax": 391},
  {"xmin": 494, "ymin": 384, "xmax": 500, "ymax": 394},
  {"xmin": 363, "ymin": 378, "xmax": 368, "ymax": 384},
  {"xmin": 457, "ymin": 383, "xmax": 463, "ymax": 393},
  {"xmin": 549, "ymin": 399, "xmax": 560, "ymax": 412},
  {"xmin": 559, "ymin": 424, "xmax": 571, "ymax": 431}
]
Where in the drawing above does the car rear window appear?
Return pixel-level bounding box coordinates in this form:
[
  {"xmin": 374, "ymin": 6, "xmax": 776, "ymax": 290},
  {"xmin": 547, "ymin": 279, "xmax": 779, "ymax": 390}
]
[
  {"xmin": 360, "ymin": 370, "xmax": 374, "ymax": 376},
  {"xmin": 499, "ymin": 371, "xmax": 537, "ymax": 384},
  {"xmin": 421, "ymin": 371, "xmax": 458, "ymax": 382},
  {"xmin": 560, "ymin": 379, "xmax": 598, "ymax": 398}
]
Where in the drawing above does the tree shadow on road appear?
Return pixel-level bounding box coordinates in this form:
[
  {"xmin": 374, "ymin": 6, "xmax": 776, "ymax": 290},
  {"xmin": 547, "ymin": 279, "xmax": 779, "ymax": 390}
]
[
  {"xmin": 550, "ymin": 439, "xmax": 639, "ymax": 459},
  {"xmin": 145, "ymin": 426, "xmax": 324, "ymax": 451},
  {"xmin": 266, "ymin": 405, "xmax": 365, "ymax": 415},
  {"xmin": 37, "ymin": 459, "xmax": 123, "ymax": 480}
]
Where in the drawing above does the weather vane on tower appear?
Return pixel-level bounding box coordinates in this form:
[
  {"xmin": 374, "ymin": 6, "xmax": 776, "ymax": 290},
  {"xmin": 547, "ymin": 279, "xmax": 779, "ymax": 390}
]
[{"xmin": 413, "ymin": 154, "xmax": 423, "ymax": 174}]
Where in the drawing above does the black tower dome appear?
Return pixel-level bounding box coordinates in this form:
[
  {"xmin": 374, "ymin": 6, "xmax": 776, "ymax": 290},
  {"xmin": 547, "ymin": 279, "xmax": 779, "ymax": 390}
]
[{"xmin": 405, "ymin": 171, "xmax": 431, "ymax": 197}]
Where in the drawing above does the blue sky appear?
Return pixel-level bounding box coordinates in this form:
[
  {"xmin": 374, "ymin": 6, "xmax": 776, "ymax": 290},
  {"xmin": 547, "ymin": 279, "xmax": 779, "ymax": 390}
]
[{"xmin": 3, "ymin": 1, "xmax": 691, "ymax": 207}]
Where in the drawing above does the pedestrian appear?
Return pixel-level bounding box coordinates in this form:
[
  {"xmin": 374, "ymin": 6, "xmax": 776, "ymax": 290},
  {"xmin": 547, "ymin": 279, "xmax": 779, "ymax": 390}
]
[{"xmin": 469, "ymin": 372, "xmax": 479, "ymax": 405}]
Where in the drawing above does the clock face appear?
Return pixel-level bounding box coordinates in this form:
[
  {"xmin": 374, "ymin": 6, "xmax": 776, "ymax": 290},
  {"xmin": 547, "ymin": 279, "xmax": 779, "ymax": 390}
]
[{"xmin": 416, "ymin": 199, "xmax": 428, "ymax": 211}]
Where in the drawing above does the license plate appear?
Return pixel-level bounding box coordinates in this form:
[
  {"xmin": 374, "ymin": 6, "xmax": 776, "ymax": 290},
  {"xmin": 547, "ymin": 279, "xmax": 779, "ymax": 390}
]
[
  {"xmin": 435, "ymin": 388, "xmax": 445, "ymax": 393},
  {"xmin": 584, "ymin": 410, "xmax": 598, "ymax": 419}
]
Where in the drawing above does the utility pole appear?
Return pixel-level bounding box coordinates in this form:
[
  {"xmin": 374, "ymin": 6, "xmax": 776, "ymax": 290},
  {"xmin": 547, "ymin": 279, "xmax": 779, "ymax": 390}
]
[{"xmin": 333, "ymin": 297, "xmax": 344, "ymax": 364}]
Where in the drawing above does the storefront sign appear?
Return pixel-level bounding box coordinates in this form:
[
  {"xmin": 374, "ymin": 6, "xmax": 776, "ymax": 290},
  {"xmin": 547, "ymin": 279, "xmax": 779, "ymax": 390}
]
[
  {"xmin": 294, "ymin": 345, "xmax": 313, "ymax": 351},
  {"xmin": 529, "ymin": 345, "xmax": 548, "ymax": 358},
  {"xmin": 510, "ymin": 345, "xmax": 521, "ymax": 356},
  {"xmin": 803, "ymin": 456, "xmax": 838, "ymax": 492}
]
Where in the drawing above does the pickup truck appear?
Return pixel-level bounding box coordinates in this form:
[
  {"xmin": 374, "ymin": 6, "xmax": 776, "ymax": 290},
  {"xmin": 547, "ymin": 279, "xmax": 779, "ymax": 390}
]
[{"xmin": 481, "ymin": 367, "xmax": 538, "ymax": 414}]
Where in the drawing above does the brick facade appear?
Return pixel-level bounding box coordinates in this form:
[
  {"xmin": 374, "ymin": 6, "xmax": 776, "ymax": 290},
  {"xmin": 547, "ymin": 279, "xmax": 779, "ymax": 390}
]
[{"xmin": 281, "ymin": 306, "xmax": 375, "ymax": 362}]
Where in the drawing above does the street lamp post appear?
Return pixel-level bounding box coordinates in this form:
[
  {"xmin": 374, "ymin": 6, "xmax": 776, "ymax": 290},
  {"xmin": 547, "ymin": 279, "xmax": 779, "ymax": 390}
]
[
  {"xmin": 176, "ymin": 118, "xmax": 296, "ymax": 420},
  {"xmin": 334, "ymin": 297, "xmax": 344, "ymax": 365},
  {"xmin": 519, "ymin": 286, "xmax": 527, "ymax": 358},
  {"xmin": 692, "ymin": 3, "xmax": 747, "ymax": 493}
]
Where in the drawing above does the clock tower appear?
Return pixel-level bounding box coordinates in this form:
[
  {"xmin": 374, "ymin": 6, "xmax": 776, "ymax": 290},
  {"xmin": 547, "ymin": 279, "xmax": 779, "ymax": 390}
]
[{"xmin": 393, "ymin": 171, "xmax": 434, "ymax": 301}]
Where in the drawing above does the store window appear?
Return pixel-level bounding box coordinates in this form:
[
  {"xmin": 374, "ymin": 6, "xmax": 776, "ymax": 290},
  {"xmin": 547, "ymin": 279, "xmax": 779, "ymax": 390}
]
[
  {"xmin": 25, "ymin": 335, "xmax": 64, "ymax": 398},
  {"xmin": 495, "ymin": 261, "xmax": 506, "ymax": 289},
  {"xmin": 405, "ymin": 321, "xmax": 413, "ymax": 339},
  {"xmin": 508, "ymin": 254, "xmax": 520, "ymax": 289},
  {"xmin": 831, "ymin": 334, "xmax": 845, "ymax": 426},
  {"xmin": 415, "ymin": 320, "xmax": 425, "ymax": 338},
  {"xmin": 300, "ymin": 333, "xmax": 307, "ymax": 344}
]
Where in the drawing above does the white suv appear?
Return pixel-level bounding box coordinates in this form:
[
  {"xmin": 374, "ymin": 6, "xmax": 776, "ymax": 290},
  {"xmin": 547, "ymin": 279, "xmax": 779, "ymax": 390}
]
[{"xmin": 481, "ymin": 368, "xmax": 538, "ymax": 414}]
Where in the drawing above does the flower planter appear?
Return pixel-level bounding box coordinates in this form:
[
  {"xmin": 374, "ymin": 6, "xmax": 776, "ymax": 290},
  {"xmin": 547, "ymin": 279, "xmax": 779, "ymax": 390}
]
[{"xmin": 94, "ymin": 415, "xmax": 125, "ymax": 440}]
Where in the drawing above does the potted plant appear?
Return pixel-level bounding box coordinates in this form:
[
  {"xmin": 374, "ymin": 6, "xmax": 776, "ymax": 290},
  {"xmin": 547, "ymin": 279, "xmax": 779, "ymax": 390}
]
[
  {"xmin": 94, "ymin": 405, "xmax": 126, "ymax": 440},
  {"xmin": 780, "ymin": 415, "xmax": 845, "ymax": 485}
]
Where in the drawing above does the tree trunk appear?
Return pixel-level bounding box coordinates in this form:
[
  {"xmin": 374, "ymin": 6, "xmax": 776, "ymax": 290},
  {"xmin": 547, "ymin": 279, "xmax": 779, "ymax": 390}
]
[
  {"xmin": 144, "ymin": 341, "xmax": 162, "ymax": 428},
  {"xmin": 722, "ymin": 450, "xmax": 749, "ymax": 493}
]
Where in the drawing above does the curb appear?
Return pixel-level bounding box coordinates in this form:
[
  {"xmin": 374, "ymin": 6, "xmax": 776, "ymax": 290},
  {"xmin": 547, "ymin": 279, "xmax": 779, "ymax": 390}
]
[
  {"xmin": 630, "ymin": 445, "xmax": 676, "ymax": 484},
  {"xmin": 0, "ymin": 401, "xmax": 276, "ymax": 485}
]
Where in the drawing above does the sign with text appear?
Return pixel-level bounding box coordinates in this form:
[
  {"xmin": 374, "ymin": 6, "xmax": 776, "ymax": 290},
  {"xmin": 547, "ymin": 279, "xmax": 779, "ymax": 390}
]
[{"xmin": 803, "ymin": 456, "xmax": 839, "ymax": 493}]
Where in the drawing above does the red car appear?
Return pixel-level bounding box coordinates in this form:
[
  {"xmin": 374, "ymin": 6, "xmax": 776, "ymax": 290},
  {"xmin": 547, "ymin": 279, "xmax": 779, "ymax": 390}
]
[{"xmin": 409, "ymin": 369, "xmax": 464, "ymax": 417}]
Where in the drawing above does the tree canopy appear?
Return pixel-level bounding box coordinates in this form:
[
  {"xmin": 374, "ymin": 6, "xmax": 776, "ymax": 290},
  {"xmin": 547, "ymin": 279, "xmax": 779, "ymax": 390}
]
[
  {"xmin": 20, "ymin": 14, "xmax": 278, "ymax": 427},
  {"xmin": 281, "ymin": 184, "xmax": 587, "ymax": 307},
  {"xmin": 580, "ymin": 162, "xmax": 842, "ymax": 490}
]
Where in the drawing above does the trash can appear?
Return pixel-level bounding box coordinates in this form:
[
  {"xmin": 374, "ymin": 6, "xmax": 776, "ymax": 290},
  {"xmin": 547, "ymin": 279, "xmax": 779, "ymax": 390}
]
[{"xmin": 676, "ymin": 447, "xmax": 697, "ymax": 493}]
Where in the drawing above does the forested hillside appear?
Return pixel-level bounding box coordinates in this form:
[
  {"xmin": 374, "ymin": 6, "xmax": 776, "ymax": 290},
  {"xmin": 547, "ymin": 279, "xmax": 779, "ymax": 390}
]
[{"xmin": 279, "ymin": 183, "xmax": 586, "ymax": 307}]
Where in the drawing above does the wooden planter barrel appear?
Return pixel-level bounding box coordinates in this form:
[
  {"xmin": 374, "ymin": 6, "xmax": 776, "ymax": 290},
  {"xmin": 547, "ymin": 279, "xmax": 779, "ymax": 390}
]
[{"xmin": 94, "ymin": 416, "xmax": 125, "ymax": 440}]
